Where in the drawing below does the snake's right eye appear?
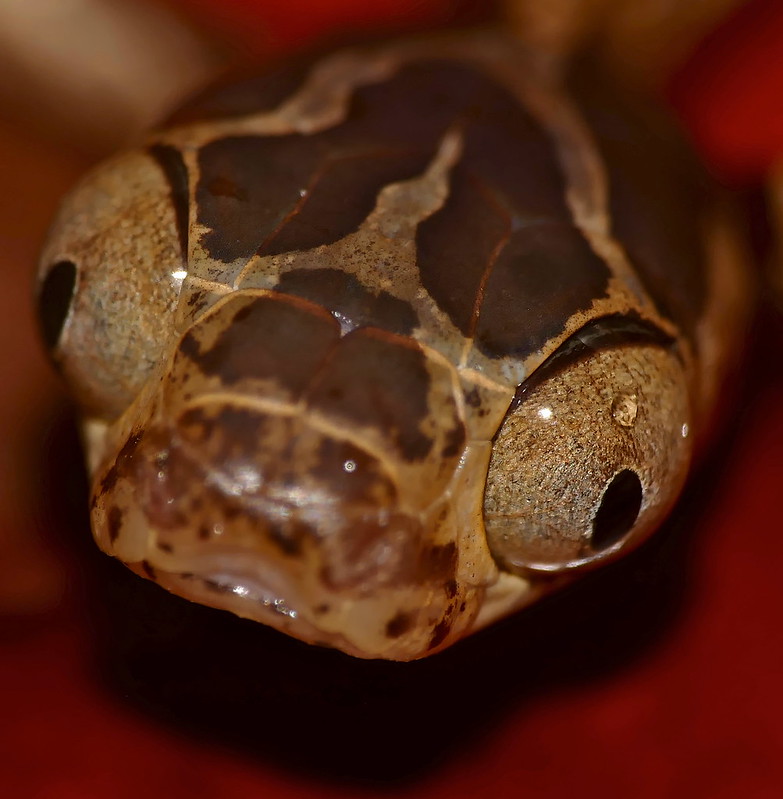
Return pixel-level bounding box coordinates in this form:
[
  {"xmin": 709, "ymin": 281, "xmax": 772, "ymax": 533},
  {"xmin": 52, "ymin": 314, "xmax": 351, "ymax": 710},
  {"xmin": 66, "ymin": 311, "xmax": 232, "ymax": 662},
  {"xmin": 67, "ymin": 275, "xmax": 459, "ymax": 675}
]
[
  {"xmin": 483, "ymin": 324, "xmax": 692, "ymax": 574},
  {"xmin": 38, "ymin": 259, "xmax": 77, "ymax": 351}
]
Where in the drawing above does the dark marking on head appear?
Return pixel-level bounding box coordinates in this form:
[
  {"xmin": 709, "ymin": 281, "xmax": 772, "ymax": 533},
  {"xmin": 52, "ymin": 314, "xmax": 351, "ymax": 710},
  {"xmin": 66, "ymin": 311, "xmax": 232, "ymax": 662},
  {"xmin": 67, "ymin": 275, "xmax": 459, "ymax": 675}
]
[
  {"xmin": 440, "ymin": 423, "xmax": 466, "ymax": 459},
  {"xmin": 258, "ymin": 149, "xmax": 434, "ymax": 257},
  {"xmin": 386, "ymin": 611, "xmax": 414, "ymax": 638},
  {"xmin": 148, "ymin": 143, "xmax": 190, "ymax": 260},
  {"xmin": 417, "ymin": 166, "xmax": 511, "ymax": 337},
  {"xmin": 107, "ymin": 506, "xmax": 123, "ymax": 544},
  {"xmin": 413, "ymin": 63, "xmax": 595, "ymax": 349},
  {"xmin": 196, "ymin": 135, "xmax": 312, "ymax": 264},
  {"xmin": 428, "ymin": 619, "xmax": 452, "ymax": 650},
  {"xmin": 156, "ymin": 541, "xmax": 174, "ymax": 553},
  {"xmin": 196, "ymin": 135, "xmax": 436, "ymax": 264},
  {"xmin": 207, "ymin": 175, "xmax": 248, "ymax": 201},
  {"xmin": 141, "ymin": 560, "xmax": 157, "ymax": 580},
  {"xmin": 179, "ymin": 293, "xmax": 340, "ymax": 399},
  {"xmin": 310, "ymin": 436, "xmax": 398, "ymax": 506},
  {"xmin": 445, "ymin": 579, "xmax": 458, "ymax": 599},
  {"xmin": 419, "ymin": 542, "xmax": 458, "ymax": 582},
  {"xmin": 198, "ymin": 525, "xmax": 211, "ymax": 541},
  {"xmin": 306, "ymin": 328, "xmax": 435, "ymax": 462},
  {"xmin": 464, "ymin": 386, "xmax": 482, "ymax": 408},
  {"xmin": 570, "ymin": 65, "xmax": 707, "ymax": 337},
  {"xmin": 474, "ymin": 222, "xmax": 611, "ymax": 359},
  {"xmin": 177, "ymin": 404, "xmax": 268, "ymax": 467},
  {"xmin": 275, "ymin": 268, "xmax": 418, "ymax": 335},
  {"xmin": 266, "ymin": 518, "xmax": 310, "ymax": 557},
  {"xmin": 186, "ymin": 289, "xmax": 208, "ymax": 311},
  {"xmin": 194, "ymin": 60, "xmax": 575, "ymax": 276},
  {"xmin": 98, "ymin": 430, "xmax": 143, "ymax": 496}
]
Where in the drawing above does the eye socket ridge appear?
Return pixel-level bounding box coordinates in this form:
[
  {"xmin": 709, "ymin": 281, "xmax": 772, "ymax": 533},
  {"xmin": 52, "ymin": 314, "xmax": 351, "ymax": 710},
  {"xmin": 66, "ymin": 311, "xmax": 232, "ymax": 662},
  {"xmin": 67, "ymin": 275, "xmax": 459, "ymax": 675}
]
[{"xmin": 508, "ymin": 313, "xmax": 677, "ymax": 415}]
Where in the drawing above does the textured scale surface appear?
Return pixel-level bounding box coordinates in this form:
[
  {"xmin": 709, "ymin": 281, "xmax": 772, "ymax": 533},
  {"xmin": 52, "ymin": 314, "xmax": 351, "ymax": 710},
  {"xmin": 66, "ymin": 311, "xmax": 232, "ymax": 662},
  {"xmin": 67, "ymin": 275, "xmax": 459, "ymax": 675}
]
[{"xmin": 38, "ymin": 30, "xmax": 750, "ymax": 659}]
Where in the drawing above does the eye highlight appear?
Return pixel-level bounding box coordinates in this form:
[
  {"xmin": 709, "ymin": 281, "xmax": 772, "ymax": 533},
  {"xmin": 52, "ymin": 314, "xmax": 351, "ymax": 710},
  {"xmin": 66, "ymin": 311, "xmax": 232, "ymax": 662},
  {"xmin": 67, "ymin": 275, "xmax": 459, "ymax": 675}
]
[{"xmin": 38, "ymin": 260, "xmax": 77, "ymax": 351}]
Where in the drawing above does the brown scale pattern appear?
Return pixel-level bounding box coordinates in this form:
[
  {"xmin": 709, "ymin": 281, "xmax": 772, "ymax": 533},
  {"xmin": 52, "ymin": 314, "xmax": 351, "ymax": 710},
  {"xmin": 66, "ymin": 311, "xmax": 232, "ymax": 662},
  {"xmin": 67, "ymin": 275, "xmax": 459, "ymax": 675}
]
[
  {"xmin": 189, "ymin": 61, "xmax": 614, "ymax": 361},
  {"xmin": 44, "ymin": 31, "xmax": 744, "ymax": 661}
]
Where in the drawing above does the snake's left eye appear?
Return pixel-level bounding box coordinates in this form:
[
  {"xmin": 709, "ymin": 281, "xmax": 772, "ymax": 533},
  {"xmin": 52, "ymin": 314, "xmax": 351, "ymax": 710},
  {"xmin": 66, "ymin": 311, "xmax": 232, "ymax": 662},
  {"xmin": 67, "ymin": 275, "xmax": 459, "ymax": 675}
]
[
  {"xmin": 483, "ymin": 330, "xmax": 692, "ymax": 574},
  {"xmin": 38, "ymin": 259, "xmax": 77, "ymax": 351},
  {"xmin": 37, "ymin": 150, "xmax": 186, "ymax": 419}
]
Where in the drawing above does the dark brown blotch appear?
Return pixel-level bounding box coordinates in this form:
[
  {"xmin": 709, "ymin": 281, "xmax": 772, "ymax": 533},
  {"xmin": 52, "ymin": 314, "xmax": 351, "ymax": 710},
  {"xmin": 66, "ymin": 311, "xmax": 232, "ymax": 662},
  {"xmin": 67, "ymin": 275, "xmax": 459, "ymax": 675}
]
[
  {"xmin": 196, "ymin": 135, "xmax": 318, "ymax": 264},
  {"xmin": 176, "ymin": 405, "xmax": 270, "ymax": 486},
  {"xmin": 385, "ymin": 611, "xmax": 414, "ymax": 639},
  {"xmin": 474, "ymin": 223, "xmax": 611, "ymax": 359},
  {"xmin": 258, "ymin": 149, "xmax": 433, "ymax": 258},
  {"xmin": 266, "ymin": 518, "xmax": 311, "ymax": 557},
  {"xmin": 440, "ymin": 422, "xmax": 466, "ymax": 459},
  {"xmin": 418, "ymin": 541, "xmax": 458, "ymax": 582},
  {"xmin": 195, "ymin": 60, "xmax": 571, "ymax": 268},
  {"xmin": 306, "ymin": 329, "xmax": 435, "ymax": 462},
  {"xmin": 98, "ymin": 430, "xmax": 143, "ymax": 496},
  {"xmin": 570, "ymin": 66, "xmax": 708, "ymax": 337},
  {"xmin": 464, "ymin": 386, "xmax": 482, "ymax": 408},
  {"xmin": 178, "ymin": 293, "xmax": 340, "ymax": 399},
  {"xmin": 275, "ymin": 268, "xmax": 418, "ymax": 335},
  {"xmin": 417, "ymin": 166, "xmax": 511, "ymax": 336},
  {"xmin": 309, "ymin": 436, "xmax": 398, "ymax": 507},
  {"xmin": 148, "ymin": 143, "xmax": 190, "ymax": 260},
  {"xmin": 207, "ymin": 175, "xmax": 248, "ymax": 200},
  {"xmin": 107, "ymin": 506, "xmax": 123, "ymax": 544},
  {"xmin": 428, "ymin": 619, "xmax": 452, "ymax": 650}
]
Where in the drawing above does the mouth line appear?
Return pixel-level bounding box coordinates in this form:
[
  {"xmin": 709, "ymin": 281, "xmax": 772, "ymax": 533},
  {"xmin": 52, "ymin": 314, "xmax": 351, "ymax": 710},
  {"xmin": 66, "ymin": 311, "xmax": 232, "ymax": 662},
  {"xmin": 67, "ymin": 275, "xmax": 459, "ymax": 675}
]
[
  {"xmin": 182, "ymin": 571, "xmax": 300, "ymax": 619},
  {"xmin": 144, "ymin": 549, "xmax": 305, "ymax": 620}
]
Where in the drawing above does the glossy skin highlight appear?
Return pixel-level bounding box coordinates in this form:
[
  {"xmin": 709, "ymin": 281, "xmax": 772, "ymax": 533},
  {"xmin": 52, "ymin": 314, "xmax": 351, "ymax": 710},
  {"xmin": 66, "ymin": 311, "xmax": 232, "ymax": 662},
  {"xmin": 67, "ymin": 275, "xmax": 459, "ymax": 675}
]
[{"xmin": 38, "ymin": 31, "xmax": 749, "ymax": 659}]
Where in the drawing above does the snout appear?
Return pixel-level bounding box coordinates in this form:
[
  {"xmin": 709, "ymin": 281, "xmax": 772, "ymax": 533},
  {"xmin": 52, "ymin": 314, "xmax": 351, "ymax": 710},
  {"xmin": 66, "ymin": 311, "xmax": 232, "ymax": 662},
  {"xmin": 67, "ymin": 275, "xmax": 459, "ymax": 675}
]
[{"xmin": 90, "ymin": 400, "xmax": 446, "ymax": 649}]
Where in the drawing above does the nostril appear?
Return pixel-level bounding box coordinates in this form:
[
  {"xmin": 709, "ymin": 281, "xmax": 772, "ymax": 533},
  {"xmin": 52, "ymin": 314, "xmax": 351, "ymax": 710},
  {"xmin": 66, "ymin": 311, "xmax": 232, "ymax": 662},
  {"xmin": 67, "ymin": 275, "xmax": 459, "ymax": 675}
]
[
  {"xmin": 38, "ymin": 260, "xmax": 77, "ymax": 350},
  {"xmin": 591, "ymin": 469, "xmax": 643, "ymax": 552}
]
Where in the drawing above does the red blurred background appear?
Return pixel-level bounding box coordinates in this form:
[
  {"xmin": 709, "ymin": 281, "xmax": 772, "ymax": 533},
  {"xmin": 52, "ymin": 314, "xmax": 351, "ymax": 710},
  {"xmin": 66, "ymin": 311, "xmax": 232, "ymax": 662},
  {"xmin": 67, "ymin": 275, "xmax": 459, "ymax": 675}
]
[{"xmin": 2, "ymin": 1, "xmax": 783, "ymax": 797}]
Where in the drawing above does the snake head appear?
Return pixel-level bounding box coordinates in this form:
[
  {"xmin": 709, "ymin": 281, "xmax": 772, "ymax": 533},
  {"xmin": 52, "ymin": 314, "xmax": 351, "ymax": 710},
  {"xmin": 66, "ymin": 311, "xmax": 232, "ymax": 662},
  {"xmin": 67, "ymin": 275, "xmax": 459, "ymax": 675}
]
[{"xmin": 35, "ymin": 32, "xmax": 745, "ymax": 660}]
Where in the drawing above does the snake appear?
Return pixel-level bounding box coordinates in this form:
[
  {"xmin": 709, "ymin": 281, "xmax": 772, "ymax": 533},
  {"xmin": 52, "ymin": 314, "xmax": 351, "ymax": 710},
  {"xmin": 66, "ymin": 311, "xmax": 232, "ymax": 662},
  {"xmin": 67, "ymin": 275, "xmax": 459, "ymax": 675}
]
[{"xmin": 36, "ymin": 28, "xmax": 750, "ymax": 660}]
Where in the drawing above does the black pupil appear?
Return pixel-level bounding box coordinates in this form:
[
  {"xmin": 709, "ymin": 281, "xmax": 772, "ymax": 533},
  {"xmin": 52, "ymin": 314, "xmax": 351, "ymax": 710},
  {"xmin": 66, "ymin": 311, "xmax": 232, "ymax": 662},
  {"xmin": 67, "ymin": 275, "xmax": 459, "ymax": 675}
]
[
  {"xmin": 38, "ymin": 260, "xmax": 77, "ymax": 350},
  {"xmin": 591, "ymin": 469, "xmax": 643, "ymax": 551}
]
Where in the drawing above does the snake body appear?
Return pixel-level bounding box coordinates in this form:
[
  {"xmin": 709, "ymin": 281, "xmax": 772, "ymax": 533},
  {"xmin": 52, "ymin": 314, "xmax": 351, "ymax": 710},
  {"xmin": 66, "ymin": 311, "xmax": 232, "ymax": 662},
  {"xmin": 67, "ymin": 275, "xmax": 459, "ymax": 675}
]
[{"xmin": 38, "ymin": 30, "xmax": 749, "ymax": 660}]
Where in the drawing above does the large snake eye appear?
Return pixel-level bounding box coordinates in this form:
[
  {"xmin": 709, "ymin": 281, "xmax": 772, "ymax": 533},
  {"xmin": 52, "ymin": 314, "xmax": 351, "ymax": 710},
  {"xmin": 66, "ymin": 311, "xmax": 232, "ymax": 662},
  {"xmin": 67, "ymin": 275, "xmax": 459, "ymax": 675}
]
[
  {"xmin": 37, "ymin": 150, "xmax": 186, "ymax": 419},
  {"xmin": 38, "ymin": 259, "xmax": 77, "ymax": 351},
  {"xmin": 483, "ymin": 328, "xmax": 692, "ymax": 574}
]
